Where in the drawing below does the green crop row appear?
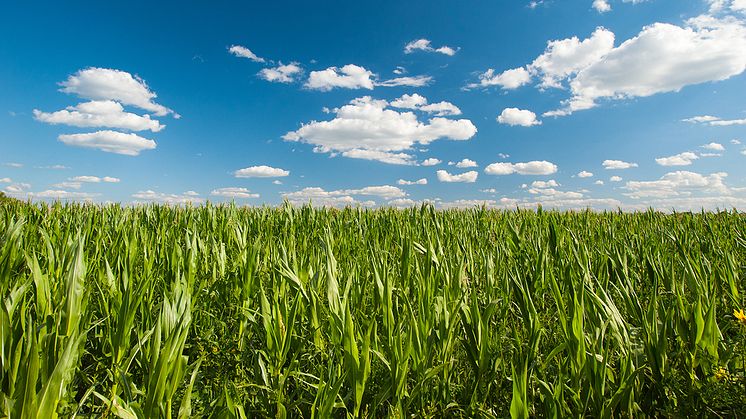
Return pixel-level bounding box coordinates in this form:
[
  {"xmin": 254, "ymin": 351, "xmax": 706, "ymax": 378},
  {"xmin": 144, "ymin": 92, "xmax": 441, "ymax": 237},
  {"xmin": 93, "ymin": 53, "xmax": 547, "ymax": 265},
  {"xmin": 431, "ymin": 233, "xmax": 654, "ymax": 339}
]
[{"xmin": 0, "ymin": 200, "xmax": 744, "ymax": 417}]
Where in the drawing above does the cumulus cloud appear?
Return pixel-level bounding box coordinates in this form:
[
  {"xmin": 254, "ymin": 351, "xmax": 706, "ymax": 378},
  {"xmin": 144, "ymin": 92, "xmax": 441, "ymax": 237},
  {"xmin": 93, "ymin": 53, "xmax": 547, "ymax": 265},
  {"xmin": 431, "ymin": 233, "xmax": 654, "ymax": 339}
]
[
  {"xmin": 234, "ymin": 165, "xmax": 290, "ymax": 178},
  {"xmin": 58, "ymin": 130, "xmax": 156, "ymax": 156},
  {"xmin": 484, "ymin": 160, "xmax": 558, "ymax": 175},
  {"xmin": 421, "ymin": 158, "xmax": 442, "ymax": 166},
  {"xmin": 454, "ymin": 158, "xmax": 478, "ymax": 168},
  {"xmin": 306, "ymin": 64, "xmax": 375, "ymax": 91},
  {"xmin": 258, "ymin": 63, "xmax": 302, "ymax": 83},
  {"xmin": 132, "ymin": 190, "xmax": 204, "ymax": 204},
  {"xmin": 0, "ymin": 178, "xmax": 11, "ymax": 183},
  {"xmin": 390, "ymin": 94, "xmax": 428, "ymax": 109},
  {"xmin": 623, "ymin": 171, "xmax": 729, "ymax": 198},
  {"xmin": 282, "ymin": 185, "xmax": 405, "ymax": 207},
  {"xmin": 702, "ymin": 141, "xmax": 725, "ymax": 151},
  {"xmin": 602, "ymin": 159, "xmax": 638, "ymax": 169},
  {"xmin": 34, "ymin": 100, "xmax": 165, "ymax": 132},
  {"xmin": 283, "ymin": 96, "xmax": 476, "ymax": 165},
  {"xmin": 389, "ymin": 94, "xmax": 460, "ymax": 116},
  {"xmin": 497, "ymin": 108, "xmax": 541, "ymax": 126},
  {"xmin": 398, "ymin": 178, "xmax": 428, "ymax": 185},
  {"xmin": 655, "ymin": 151, "xmax": 699, "ymax": 166},
  {"xmin": 228, "ymin": 45, "xmax": 266, "ymax": 63},
  {"xmin": 465, "ymin": 67, "xmax": 532, "ymax": 90},
  {"xmin": 59, "ymin": 68, "xmax": 174, "ymax": 116},
  {"xmin": 546, "ymin": 16, "xmax": 746, "ymax": 115},
  {"xmin": 592, "ymin": 0, "xmax": 612, "ymax": 12},
  {"xmin": 577, "ymin": 170, "xmax": 594, "ymax": 177},
  {"xmin": 210, "ymin": 187, "xmax": 259, "ymax": 199},
  {"xmin": 436, "ymin": 170, "xmax": 478, "ymax": 183},
  {"xmin": 531, "ymin": 179, "xmax": 559, "ymax": 188},
  {"xmin": 530, "ymin": 27, "xmax": 616, "ymax": 89},
  {"xmin": 610, "ymin": 175, "xmax": 623, "ymax": 182},
  {"xmin": 404, "ymin": 39, "xmax": 458, "ymax": 55}
]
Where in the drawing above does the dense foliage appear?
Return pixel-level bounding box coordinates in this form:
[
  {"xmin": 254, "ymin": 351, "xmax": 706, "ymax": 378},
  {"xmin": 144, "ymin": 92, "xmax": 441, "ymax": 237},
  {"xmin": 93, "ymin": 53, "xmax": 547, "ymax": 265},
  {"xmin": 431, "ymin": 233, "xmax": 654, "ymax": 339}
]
[{"xmin": 0, "ymin": 201, "xmax": 744, "ymax": 417}]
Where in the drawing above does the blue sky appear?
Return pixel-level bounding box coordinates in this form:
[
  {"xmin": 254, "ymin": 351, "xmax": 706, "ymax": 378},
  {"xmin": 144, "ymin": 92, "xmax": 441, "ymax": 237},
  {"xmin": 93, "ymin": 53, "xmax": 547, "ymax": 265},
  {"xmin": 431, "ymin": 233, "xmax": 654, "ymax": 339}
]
[{"xmin": 1, "ymin": 0, "xmax": 746, "ymax": 209}]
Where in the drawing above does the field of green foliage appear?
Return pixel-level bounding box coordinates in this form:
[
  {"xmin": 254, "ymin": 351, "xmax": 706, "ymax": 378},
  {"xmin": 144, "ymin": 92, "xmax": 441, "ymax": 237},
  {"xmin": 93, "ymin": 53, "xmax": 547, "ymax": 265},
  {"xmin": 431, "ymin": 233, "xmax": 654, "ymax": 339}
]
[{"xmin": 0, "ymin": 199, "xmax": 745, "ymax": 417}]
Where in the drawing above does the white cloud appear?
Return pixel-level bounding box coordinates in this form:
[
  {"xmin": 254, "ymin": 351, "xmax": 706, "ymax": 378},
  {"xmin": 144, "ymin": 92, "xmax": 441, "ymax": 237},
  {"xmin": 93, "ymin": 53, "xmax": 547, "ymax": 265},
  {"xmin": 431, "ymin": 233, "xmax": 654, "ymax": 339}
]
[
  {"xmin": 228, "ymin": 45, "xmax": 266, "ymax": 63},
  {"xmin": 455, "ymin": 158, "xmax": 478, "ymax": 168},
  {"xmin": 349, "ymin": 185, "xmax": 406, "ymax": 199},
  {"xmin": 393, "ymin": 66, "xmax": 406, "ymax": 75},
  {"xmin": 595, "ymin": 180, "xmax": 605, "ymax": 185},
  {"xmin": 234, "ymin": 165, "xmax": 290, "ymax": 178},
  {"xmin": 282, "ymin": 188, "xmax": 373, "ymax": 207},
  {"xmin": 624, "ymin": 171, "xmax": 729, "ymax": 198},
  {"xmin": 60, "ymin": 68, "xmax": 174, "ymax": 116},
  {"xmin": 34, "ymin": 100, "xmax": 164, "ymax": 132},
  {"xmin": 592, "ymin": 0, "xmax": 612, "ymax": 12},
  {"xmin": 655, "ymin": 151, "xmax": 699, "ymax": 166},
  {"xmin": 683, "ymin": 114, "xmax": 746, "ymax": 126},
  {"xmin": 0, "ymin": 178, "xmax": 11, "ymax": 183},
  {"xmin": 36, "ymin": 165, "xmax": 70, "ymax": 170},
  {"xmin": 51, "ymin": 181, "xmax": 81, "ymax": 189},
  {"xmin": 547, "ymin": 16, "xmax": 746, "ymax": 115},
  {"xmin": 306, "ymin": 64, "xmax": 375, "ymax": 91},
  {"xmin": 436, "ymin": 170, "xmax": 478, "ymax": 183},
  {"xmin": 404, "ymin": 39, "xmax": 458, "ymax": 55},
  {"xmin": 497, "ymin": 108, "xmax": 541, "ymax": 126},
  {"xmin": 485, "ymin": 160, "xmax": 558, "ymax": 175},
  {"xmin": 420, "ymin": 101, "xmax": 461, "ymax": 116},
  {"xmin": 530, "ymin": 27, "xmax": 616, "ymax": 89},
  {"xmin": 210, "ymin": 187, "xmax": 259, "ymax": 199},
  {"xmin": 375, "ymin": 75, "xmax": 433, "ymax": 87},
  {"xmin": 2, "ymin": 182, "xmax": 31, "ymax": 195},
  {"xmin": 465, "ymin": 67, "xmax": 532, "ymax": 90},
  {"xmin": 610, "ymin": 175, "xmax": 623, "ymax": 182},
  {"xmin": 283, "ymin": 96, "xmax": 476, "ymax": 164},
  {"xmin": 3, "ymin": 163, "xmax": 23, "ymax": 168},
  {"xmin": 577, "ymin": 170, "xmax": 594, "ymax": 177},
  {"xmin": 398, "ymin": 178, "xmax": 428, "ymax": 185},
  {"xmin": 388, "ymin": 94, "xmax": 460, "ymax": 115},
  {"xmin": 421, "ymin": 157, "xmax": 442, "ymax": 166},
  {"xmin": 341, "ymin": 149, "xmax": 416, "ymax": 165},
  {"xmin": 531, "ymin": 179, "xmax": 559, "ymax": 188},
  {"xmin": 387, "ymin": 198, "xmax": 418, "ymax": 207},
  {"xmin": 132, "ymin": 190, "xmax": 204, "ymax": 204},
  {"xmin": 390, "ymin": 93, "xmax": 428, "ymax": 109},
  {"xmin": 69, "ymin": 175, "xmax": 120, "ymax": 183},
  {"xmin": 30, "ymin": 190, "xmax": 98, "ymax": 200},
  {"xmin": 709, "ymin": 0, "xmax": 746, "ymax": 13},
  {"xmin": 58, "ymin": 130, "xmax": 156, "ymax": 156},
  {"xmin": 258, "ymin": 63, "xmax": 302, "ymax": 83},
  {"xmin": 742, "ymin": 149, "xmax": 746, "ymax": 155},
  {"xmin": 603, "ymin": 159, "xmax": 638, "ymax": 169},
  {"xmin": 702, "ymin": 141, "xmax": 725, "ymax": 151},
  {"xmin": 282, "ymin": 185, "xmax": 404, "ymax": 207},
  {"xmin": 731, "ymin": 139, "xmax": 742, "ymax": 144},
  {"xmin": 528, "ymin": 187, "xmax": 584, "ymax": 199}
]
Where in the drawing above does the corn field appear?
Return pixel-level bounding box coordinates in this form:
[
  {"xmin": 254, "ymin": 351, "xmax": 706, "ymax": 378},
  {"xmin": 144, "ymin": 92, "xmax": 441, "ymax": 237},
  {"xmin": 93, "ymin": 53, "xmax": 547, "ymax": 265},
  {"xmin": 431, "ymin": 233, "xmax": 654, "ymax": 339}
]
[{"xmin": 0, "ymin": 200, "xmax": 745, "ymax": 417}]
